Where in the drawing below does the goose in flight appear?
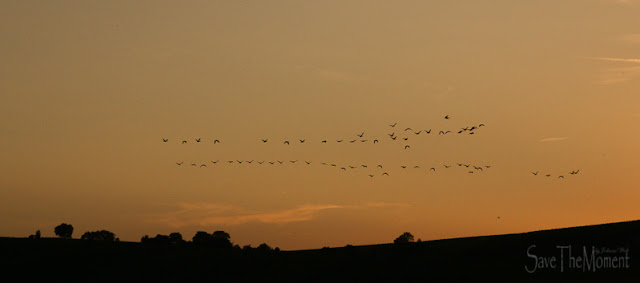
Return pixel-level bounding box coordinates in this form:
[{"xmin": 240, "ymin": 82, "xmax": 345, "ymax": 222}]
[
  {"xmin": 403, "ymin": 137, "xmax": 408, "ymax": 141},
  {"xmin": 438, "ymin": 131, "xmax": 445, "ymax": 135},
  {"xmin": 388, "ymin": 133, "xmax": 395, "ymax": 137},
  {"xmin": 341, "ymin": 167, "xmax": 347, "ymax": 171},
  {"xmin": 463, "ymin": 164, "xmax": 470, "ymax": 168},
  {"xmin": 290, "ymin": 160, "xmax": 297, "ymax": 163},
  {"xmin": 337, "ymin": 140, "xmax": 343, "ymax": 143},
  {"xmin": 321, "ymin": 140, "xmax": 327, "ymax": 143},
  {"xmin": 228, "ymin": 161, "xmax": 234, "ymax": 164},
  {"xmin": 373, "ymin": 139, "xmax": 379, "ymax": 144},
  {"xmin": 357, "ymin": 132, "xmax": 365, "ymax": 137},
  {"xmin": 404, "ymin": 145, "xmax": 411, "ymax": 149},
  {"xmin": 570, "ymin": 170, "xmax": 580, "ymax": 175},
  {"xmin": 532, "ymin": 171, "xmax": 538, "ymax": 176},
  {"xmin": 382, "ymin": 172, "xmax": 389, "ymax": 176},
  {"xmin": 558, "ymin": 176, "xmax": 564, "ymax": 179},
  {"xmin": 176, "ymin": 162, "xmax": 183, "ymax": 165},
  {"xmin": 545, "ymin": 174, "xmax": 551, "ymax": 177},
  {"xmin": 469, "ymin": 132, "xmax": 475, "ymax": 135},
  {"xmin": 389, "ymin": 122, "xmax": 397, "ymax": 127},
  {"xmin": 284, "ymin": 141, "xmax": 290, "ymax": 145},
  {"xmin": 470, "ymin": 126, "xmax": 477, "ymax": 131},
  {"xmin": 182, "ymin": 140, "xmax": 187, "ymax": 144},
  {"xmin": 262, "ymin": 139, "xmax": 268, "ymax": 143},
  {"xmin": 401, "ymin": 166, "xmax": 407, "ymax": 169},
  {"xmin": 162, "ymin": 138, "xmax": 168, "ymax": 142},
  {"xmin": 377, "ymin": 165, "xmax": 383, "ymax": 168},
  {"xmin": 277, "ymin": 161, "xmax": 284, "ymax": 164},
  {"xmin": 369, "ymin": 174, "xmax": 374, "ymax": 177},
  {"xmin": 330, "ymin": 164, "xmax": 336, "ymax": 167},
  {"xmin": 350, "ymin": 140, "xmax": 356, "ymax": 143},
  {"xmin": 246, "ymin": 160, "xmax": 254, "ymax": 164},
  {"xmin": 405, "ymin": 128, "xmax": 413, "ymax": 131},
  {"xmin": 485, "ymin": 166, "xmax": 491, "ymax": 168},
  {"xmin": 414, "ymin": 166, "xmax": 420, "ymax": 169},
  {"xmin": 213, "ymin": 139, "xmax": 220, "ymax": 144},
  {"xmin": 305, "ymin": 161, "xmax": 312, "ymax": 164},
  {"xmin": 474, "ymin": 166, "xmax": 483, "ymax": 171},
  {"xmin": 430, "ymin": 168, "xmax": 436, "ymax": 171},
  {"xmin": 414, "ymin": 131, "xmax": 421, "ymax": 135},
  {"xmin": 196, "ymin": 138, "xmax": 201, "ymax": 143},
  {"xmin": 478, "ymin": 124, "xmax": 485, "ymax": 127},
  {"xmin": 268, "ymin": 162, "xmax": 275, "ymax": 165},
  {"xmin": 468, "ymin": 171, "xmax": 474, "ymax": 173},
  {"xmin": 321, "ymin": 162, "xmax": 327, "ymax": 165},
  {"xmin": 444, "ymin": 115, "xmax": 450, "ymax": 119},
  {"xmin": 391, "ymin": 136, "xmax": 397, "ymax": 140},
  {"xmin": 237, "ymin": 160, "xmax": 243, "ymax": 164},
  {"xmin": 257, "ymin": 161, "xmax": 264, "ymax": 164},
  {"xmin": 360, "ymin": 140, "xmax": 368, "ymax": 142},
  {"xmin": 349, "ymin": 166, "xmax": 357, "ymax": 169},
  {"xmin": 425, "ymin": 129, "xmax": 432, "ymax": 134},
  {"xmin": 443, "ymin": 165, "xmax": 451, "ymax": 168},
  {"xmin": 457, "ymin": 163, "xmax": 463, "ymax": 167},
  {"xmin": 200, "ymin": 164, "xmax": 206, "ymax": 167},
  {"xmin": 191, "ymin": 164, "xmax": 197, "ymax": 166},
  {"xmin": 211, "ymin": 160, "xmax": 219, "ymax": 164},
  {"xmin": 299, "ymin": 139, "xmax": 305, "ymax": 143},
  {"xmin": 361, "ymin": 165, "xmax": 368, "ymax": 168}
]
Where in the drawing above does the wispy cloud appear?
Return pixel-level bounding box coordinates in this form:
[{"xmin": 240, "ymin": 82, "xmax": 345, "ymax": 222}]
[
  {"xmin": 539, "ymin": 137, "xmax": 568, "ymax": 142},
  {"xmin": 619, "ymin": 34, "xmax": 640, "ymax": 44},
  {"xmin": 145, "ymin": 202, "xmax": 408, "ymax": 228},
  {"xmin": 588, "ymin": 57, "xmax": 640, "ymax": 84}
]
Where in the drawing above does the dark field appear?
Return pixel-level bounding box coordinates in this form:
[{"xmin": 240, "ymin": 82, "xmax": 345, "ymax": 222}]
[{"xmin": 3, "ymin": 220, "xmax": 640, "ymax": 281}]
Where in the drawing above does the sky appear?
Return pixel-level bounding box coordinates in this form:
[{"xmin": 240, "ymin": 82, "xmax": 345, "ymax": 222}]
[{"xmin": 1, "ymin": 0, "xmax": 640, "ymax": 250}]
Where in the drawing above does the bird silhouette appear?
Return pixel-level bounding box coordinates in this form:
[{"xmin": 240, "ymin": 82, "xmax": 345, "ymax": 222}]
[
  {"xmin": 299, "ymin": 139, "xmax": 305, "ymax": 143},
  {"xmin": 200, "ymin": 164, "xmax": 206, "ymax": 167},
  {"xmin": 246, "ymin": 160, "xmax": 254, "ymax": 164},
  {"xmin": 391, "ymin": 136, "xmax": 397, "ymax": 140},
  {"xmin": 532, "ymin": 171, "xmax": 538, "ymax": 176},
  {"xmin": 237, "ymin": 160, "xmax": 243, "ymax": 164},
  {"xmin": 341, "ymin": 167, "xmax": 347, "ymax": 171},
  {"xmin": 430, "ymin": 168, "xmax": 436, "ymax": 171},
  {"xmin": 468, "ymin": 171, "xmax": 474, "ymax": 173},
  {"xmin": 284, "ymin": 141, "xmax": 290, "ymax": 145},
  {"xmin": 414, "ymin": 131, "xmax": 421, "ymax": 135},
  {"xmin": 228, "ymin": 161, "xmax": 234, "ymax": 164},
  {"xmin": 162, "ymin": 139, "xmax": 168, "ymax": 142},
  {"xmin": 405, "ymin": 128, "xmax": 413, "ymax": 131},
  {"xmin": 262, "ymin": 139, "xmax": 268, "ymax": 143},
  {"xmin": 360, "ymin": 140, "xmax": 368, "ymax": 142},
  {"xmin": 469, "ymin": 132, "xmax": 475, "ymax": 135},
  {"xmin": 458, "ymin": 130, "xmax": 464, "ymax": 134},
  {"xmin": 176, "ymin": 162, "xmax": 183, "ymax": 165},
  {"xmin": 479, "ymin": 124, "xmax": 485, "ymax": 127},
  {"xmin": 196, "ymin": 138, "xmax": 201, "ymax": 143},
  {"xmin": 268, "ymin": 162, "xmax": 275, "ymax": 165},
  {"xmin": 485, "ymin": 166, "xmax": 491, "ymax": 168},
  {"xmin": 257, "ymin": 161, "xmax": 264, "ymax": 164},
  {"xmin": 361, "ymin": 165, "xmax": 368, "ymax": 168},
  {"xmin": 213, "ymin": 139, "xmax": 220, "ymax": 144},
  {"xmin": 545, "ymin": 174, "xmax": 551, "ymax": 177},
  {"xmin": 425, "ymin": 129, "xmax": 432, "ymax": 134},
  {"xmin": 357, "ymin": 132, "xmax": 365, "ymax": 137},
  {"xmin": 349, "ymin": 166, "xmax": 357, "ymax": 169},
  {"xmin": 182, "ymin": 140, "xmax": 187, "ymax": 144},
  {"xmin": 404, "ymin": 145, "xmax": 411, "ymax": 149},
  {"xmin": 390, "ymin": 122, "xmax": 397, "ymax": 127},
  {"xmin": 388, "ymin": 133, "xmax": 395, "ymax": 137},
  {"xmin": 474, "ymin": 166, "xmax": 483, "ymax": 171},
  {"xmin": 444, "ymin": 165, "xmax": 451, "ymax": 168},
  {"xmin": 369, "ymin": 174, "xmax": 374, "ymax": 177},
  {"xmin": 414, "ymin": 166, "xmax": 420, "ymax": 169},
  {"xmin": 305, "ymin": 161, "xmax": 311, "ymax": 164},
  {"xmin": 444, "ymin": 115, "xmax": 450, "ymax": 119},
  {"xmin": 373, "ymin": 139, "xmax": 379, "ymax": 144},
  {"xmin": 457, "ymin": 163, "xmax": 463, "ymax": 167},
  {"xmin": 337, "ymin": 140, "xmax": 343, "ymax": 143},
  {"xmin": 463, "ymin": 164, "xmax": 470, "ymax": 168},
  {"xmin": 401, "ymin": 166, "xmax": 407, "ymax": 169},
  {"xmin": 331, "ymin": 164, "xmax": 336, "ymax": 167},
  {"xmin": 438, "ymin": 131, "xmax": 445, "ymax": 135},
  {"xmin": 403, "ymin": 137, "xmax": 408, "ymax": 141},
  {"xmin": 570, "ymin": 170, "xmax": 580, "ymax": 175},
  {"xmin": 290, "ymin": 160, "xmax": 297, "ymax": 163},
  {"xmin": 211, "ymin": 160, "xmax": 219, "ymax": 164},
  {"xmin": 350, "ymin": 140, "xmax": 356, "ymax": 143},
  {"xmin": 191, "ymin": 164, "xmax": 196, "ymax": 166},
  {"xmin": 321, "ymin": 140, "xmax": 327, "ymax": 143},
  {"xmin": 382, "ymin": 172, "xmax": 389, "ymax": 176},
  {"xmin": 277, "ymin": 161, "xmax": 284, "ymax": 164},
  {"xmin": 558, "ymin": 176, "xmax": 564, "ymax": 179}
]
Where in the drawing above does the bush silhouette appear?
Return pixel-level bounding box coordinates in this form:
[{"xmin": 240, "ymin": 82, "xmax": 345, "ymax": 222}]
[
  {"xmin": 54, "ymin": 223, "xmax": 74, "ymax": 239},
  {"xmin": 192, "ymin": 230, "xmax": 232, "ymax": 248},
  {"xmin": 394, "ymin": 232, "xmax": 415, "ymax": 244},
  {"xmin": 81, "ymin": 230, "xmax": 117, "ymax": 241}
]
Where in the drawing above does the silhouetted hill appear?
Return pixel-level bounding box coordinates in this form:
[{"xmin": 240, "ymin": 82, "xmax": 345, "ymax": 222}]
[{"xmin": 2, "ymin": 220, "xmax": 640, "ymax": 281}]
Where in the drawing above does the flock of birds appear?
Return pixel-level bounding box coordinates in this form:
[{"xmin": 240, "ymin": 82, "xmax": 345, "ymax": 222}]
[{"xmin": 163, "ymin": 115, "xmax": 581, "ymax": 180}]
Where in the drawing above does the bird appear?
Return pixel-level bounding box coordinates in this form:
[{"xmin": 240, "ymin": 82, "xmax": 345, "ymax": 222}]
[
  {"xmin": 470, "ymin": 126, "xmax": 477, "ymax": 131},
  {"xmin": 444, "ymin": 165, "xmax": 451, "ymax": 168},
  {"xmin": 349, "ymin": 166, "xmax": 357, "ymax": 169},
  {"xmin": 200, "ymin": 164, "xmax": 206, "ymax": 167},
  {"xmin": 444, "ymin": 115, "xmax": 450, "ymax": 119},
  {"xmin": 195, "ymin": 138, "xmax": 202, "ymax": 143},
  {"xmin": 438, "ymin": 131, "xmax": 445, "ymax": 135},
  {"xmin": 337, "ymin": 140, "xmax": 343, "ymax": 143},
  {"xmin": 237, "ymin": 160, "xmax": 243, "ymax": 164},
  {"xmin": 191, "ymin": 164, "xmax": 197, "ymax": 167},
  {"xmin": 290, "ymin": 160, "xmax": 297, "ymax": 163},
  {"xmin": 474, "ymin": 166, "xmax": 483, "ymax": 171},
  {"xmin": 570, "ymin": 170, "xmax": 580, "ymax": 175},
  {"xmin": 391, "ymin": 136, "xmax": 397, "ymax": 140},
  {"xmin": 350, "ymin": 140, "xmax": 356, "ymax": 143},
  {"xmin": 485, "ymin": 166, "xmax": 491, "ymax": 168},
  {"xmin": 445, "ymin": 131, "xmax": 452, "ymax": 134},
  {"xmin": 404, "ymin": 145, "xmax": 411, "ymax": 149},
  {"xmin": 213, "ymin": 139, "xmax": 220, "ymax": 144},
  {"xmin": 469, "ymin": 132, "xmax": 475, "ymax": 135},
  {"xmin": 330, "ymin": 164, "xmax": 336, "ymax": 167},
  {"xmin": 468, "ymin": 171, "xmax": 474, "ymax": 174},
  {"xmin": 389, "ymin": 122, "xmax": 397, "ymax": 127},
  {"xmin": 403, "ymin": 137, "xmax": 408, "ymax": 141},
  {"xmin": 211, "ymin": 160, "xmax": 219, "ymax": 164},
  {"xmin": 463, "ymin": 164, "xmax": 470, "ymax": 168},
  {"xmin": 305, "ymin": 161, "xmax": 312, "ymax": 164},
  {"xmin": 246, "ymin": 160, "xmax": 254, "ymax": 164},
  {"xmin": 182, "ymin": 140, "xmax": 187, "ymax": 144},
  {"xmin": 558, "ymin": 176, "xmax": 564, "ymax": 179},
  {"xmin": 457, "ymin": 163, "xmax": 463, "ymax": 167},
  {"xmin": 268, "ymin": 162, "xmax": 275, "ymax": 165},
  {"xmin": 321, "ymin": 140, "xmax": 327, "ymax": 143},
  {"xmin": 497, "ymin": 216, "xmax": 500, "ymax": 220},
  {"xmin": 228, "ymin": 161, "xmax": 234, "ymax": 164},
  {"xmin": 369, "ymin": 174, "xmax": 374, "ymax": 177},
  {"xmin": 382, "ymin": 172, "xmax": 389, "ymax": 176},
  {"xmin": 462, "ymin": 127, "xmax": 469, "ymax": 131},
  {"xmin": 299, "ymin": 139, "xmax": 305, "ymax": 143},
  {"xmin": 388, "ymin": 133, "xmax": 395, "ymax": 137},
  {"xmin": 162, "ymin": 138, "xmax": 168, "ymax": 142},
  {"xmin": 414, "ymin": 166, "xmax": 420, "ymax": 169},
  {"xmin": 262, "ymin": 139, "xmax": 268, "ymax": 143},
  {"xmin": 377, "ymin": 165, "xmax": 383, "ymax": 168},
  {"xmin": 545, "ymin": 174, "xmax": 551, "ymax": 177},
  {"xmin": 414, "ymin": 131, "xmax": 421, "ymax": 135},
  {"xmin": 373, "ymin": 139, "xmax": 379, "ymax": 144},
  {"xmin": 458, "ymin": 130, "xmax": 463, "ymax": 134},
  {"xmin": 341, "ymin": 167, "xmax": 347, "ymax": 171},
  {"xmin": 425, "ymin": 129, "xmax": 432, "ymax": 134},
  {"xmin": 257, "ymin": 161, "xmax": 264, "ymax": 164},
  {"xmin": 357, "ymin": 132, "xmax": 365, "ymax": 137},
  {"xmin": 284, "ymin": 141, "xmax": 290, "ymax": 145},
  {"xmin": 405, "ymin": 128, "xmax": 413, "ymax": 131},
  {"xmin": 360, "ymin": 140, "xmax": 368, "ymax": 142},
  {"xmin": 277, "ymin": 161, "xmax": 284, "ymax": 164},
  {"xmin": 479, "ymin": 124, "xmax": 485, "ymax": 127},
  {"xmin": 176, "ymin": 162, "xmax": 183, "ymax": 165},
  {"xmin": 361, "ymin": 165, "xmax": 368, "ymax": 168},
  {"xmin": 401, "ymin": 166, "xmax": 407, "ymax": 169},
  {"xmin": 430, "ymin": 168, "xmax": 436, "ymax": 171}
]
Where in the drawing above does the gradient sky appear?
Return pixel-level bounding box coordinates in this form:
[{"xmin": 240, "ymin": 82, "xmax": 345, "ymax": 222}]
[{"xmin": 1, "ymin": 0, "xmax": 640, "ymax": 250}]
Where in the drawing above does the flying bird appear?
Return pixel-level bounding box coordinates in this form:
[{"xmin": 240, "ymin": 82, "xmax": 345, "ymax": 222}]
[
  {"xmin": 404, "ymin": 145, "xmax": 411, "ymax": 149},
  {"xmin": 389, "ymin": 122, "xmax": 397, "ymax": 127},
  {"xmin": 211, "ymin": 160, "xmax": 219, "ymax": 164},
  {"xmin": 350, "ymin": 140, "xmax": 356, "ymax": 143},
  {"xmin": 401, "ymin": 166, "xmax": 407, "ymax": 169},
  {"xmin": 443, "ymin": 165, "xmax": 451, "ymax": 168},
  {"xmin": 337, "ymin": 140, "xmax": 343, "ymax": 143},
  {"xmin": 213, "ymin": 139, "xmax": 220, "ymax": 144},
  {"xmin": 391, "ymin": 136, "xmax": 397, "ymax": 140},
  {"xmin": 430, "ymin": 168, "xmax": 436, "ymax": 171},
  {"xmin": 403, "ymin": 137, "xmax": 408, "ymax": 141},
  {"xmin": 341, "ymin": 167, "xmax": 347, "ymax": 171},
  {"xmin": 321, "ymin": 140, "xmax": 327, "ymax": 143},
  {"xmin": 195, "ymin": 138, "xmax": 201, "ymax": 143},
  {"xmin": 438, "ymin": 131, "xmax": 445, "ymax": 135},
  {"xmin": 257, "ymin": 161, "xmax": 264, "ymax": 164},
  {"xmin": 558, "ymin": 175, "xmax": 564, "ymax": 179},
  {"xmin": 382, "ymin": 172, "xmax": 389, "ymax": 176},
  {"xmin": 405, "ymin": 128, "xmax": 413, "ymax": 131},
  {"xmin": 277, "ymin": 161, "xmax": 284, "ymax": 164},
  {"xmin": 414, "ymin": 166, "xmax": 420, "ymax": 169},
  {"xmin": 191, "ymin": 164, "xmax": 196, "ymax": 166},
  {"xmin": 349, "ymin": 166, "xmax": 357, "ymax": 169},
  {"xmin": 425, "ymin": 129, "xmax": 432, "ymax": 134},
  {"xmin": 360, "ymin": 140, "xmax": 368, "ymax": 142},
  {"xmin": 357, "ymin": 132, "xmax": 365, "ymax": 137},
  {"xmin": 305, "ymin": 161, "xmax": 312, "ymax": 164},
  {"xmin": 361, "ymin": 165, "xmax": 368, "ymax": 168},
  {"xmin": 290, "ymin": 160, "xmax": 297, "ymax": 163},
  {"xmin": 228, "ymin": 161, "xmax": 234, "ymax": 164},
  {"xmin": 182, "ymin": 140, "xmax": 187, "ymax": 144},
  {"xmin": 377, "ymin": 165, "xmax": 383, "ymax": 168},
  {"xmin": 373, "ymin": 139, "xmax": 379, "ymax": 144},
  {"xmin": 284, "ymin": 141, "xmax": 290, "ymax": 145},
  {"xmin": 200, "ymin": 164, "xmax": 206, "ymax": 167},
  {"xmin": 444, "ymin": 115, "xmax": 450, "ymax": 119},
  {"xmin": 268, "ymin": 162, "xmax": 275, "ymax": 165},
  {"xmin": 262, "ymin": 139, "xmax": 268, "ymax": 143},
  {"xmin": 479, "ymin": 124, "xmax": 485, "ymax": 127},
  {"xmin": 414, "ymin": 131, "xmax": 421, "ymax": 135},
  {"xmin": 162, "ymin": 139, "xmax": 168, "ymax": 142},
  {"xmin": 468, "ymin": 171, "xmax": 474, "ymax": 174},
  {"xmin": 457, "ymin": 163, "xmax": 463, "ymax": 167},
  {"xmin": 176, "ymin": 162, "xmax": 183, "ymax": 165},
  {"xmin": 330, "ymin": 164, "xmax": 336, "ymax": 167},
  {"xmin": 299, "ymin": 139, "xmax": 305, "ymax": 143},
  {"xmin": 237, "ymin": 160, "xmax": 243, "ymax": 164},
  {"xmin": 545, "ymin": 174, "xmax": 551, "ymax": 177},
  {"xmin": 388, "ymin": 133, "xmax": 395, "ymax": 137},
  {"xmin": 369, "ymin": 174, "xmax": 374, "ymax": 177},
  {"xmin": 246, "ymin": 160, "xmax": 254, "ymax": 164}
]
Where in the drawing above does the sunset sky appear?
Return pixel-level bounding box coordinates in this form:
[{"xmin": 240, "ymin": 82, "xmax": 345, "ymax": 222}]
[{"xmin": 1, "ymin": 0, "xmax": 640, "ymax": 250}]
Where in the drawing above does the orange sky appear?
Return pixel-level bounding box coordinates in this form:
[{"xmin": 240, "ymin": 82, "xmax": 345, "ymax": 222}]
[{"xmin": 1, "ymin": 0, "xmax": 640, "ymax": 250}]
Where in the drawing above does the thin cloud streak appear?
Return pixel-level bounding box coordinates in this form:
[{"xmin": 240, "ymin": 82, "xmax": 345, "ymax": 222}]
[
  {"xmin": 146, "ymin": 202, "xmax": 409, "ymax": 228},
  {"xmin": 589, "ymin": 57, "xmax": 640, "ymax": 64},
  {"xmin": 539, "ymin": 137, "xmax": 568, "ymax": 142}
]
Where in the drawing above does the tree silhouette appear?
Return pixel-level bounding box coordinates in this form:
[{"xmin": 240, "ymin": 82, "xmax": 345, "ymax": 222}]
[
  {"xmin": 81, "ymin": 230, "xmax": 117, "ymax": 241},
  {"xmin": 394, "ymin": 232, "xmax": 415, "ymax": 244},
  {"xmin": 191, "ymin": 230, "xmax": 232, "ymax": 248},
  {"xmin": 29, "ymin": 230, "xmax": 41, "ymax": 239},
  {"xmin": 54, "ymin": 223, "xmax": 73, "ymax": 239}
]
